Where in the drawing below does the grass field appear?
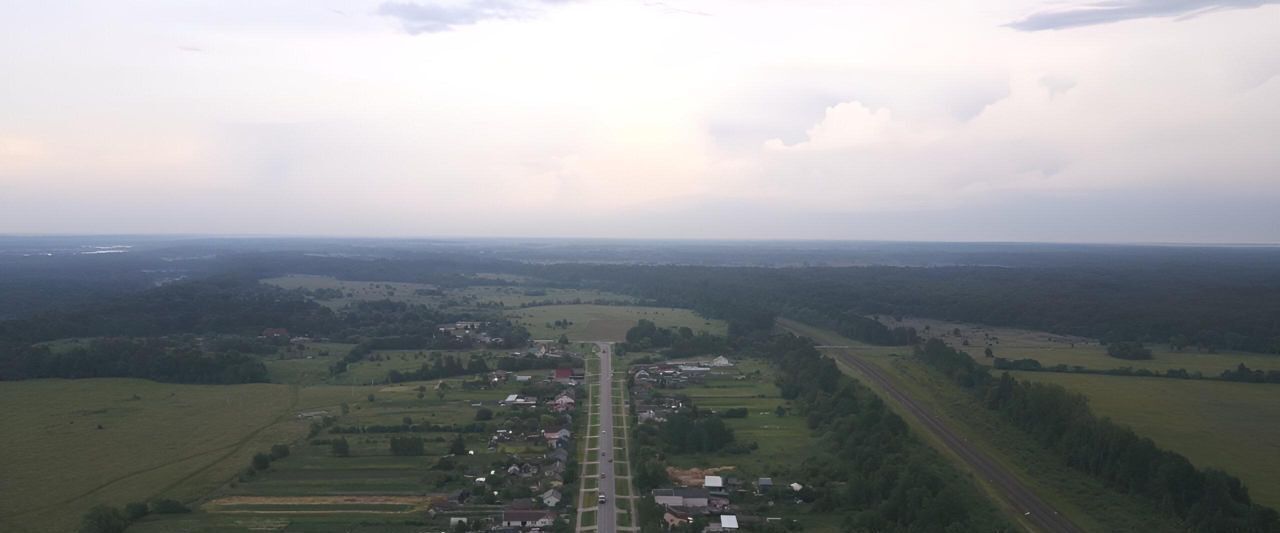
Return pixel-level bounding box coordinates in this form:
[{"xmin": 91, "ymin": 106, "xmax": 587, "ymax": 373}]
[
  {"xmin": 881, "ymin": 316, "xmax": 1280, "ymax": 374},
  {"xmin": 262, "ymin": 275, "xmax": 634, "ymax": 312},
  {"xmin": 1009, "ymin": 371, "xmax": 1280, "ymax": 509},
  {"xmin": 0, "ymin": 379, "xmax": 305, "ymax": 533},
  {"xmin": 510, "ymin": 305, "xmax": 726, "ymax": 342}
]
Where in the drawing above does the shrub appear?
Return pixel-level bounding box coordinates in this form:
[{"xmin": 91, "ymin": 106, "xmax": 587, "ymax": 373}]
[{"xmin": 269, "ymin": 444, "xmax": 290, "ymax": 460}]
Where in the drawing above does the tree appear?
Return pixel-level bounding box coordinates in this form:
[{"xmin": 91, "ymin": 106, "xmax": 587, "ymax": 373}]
[
  {"xmin": 123, "ymin": 502, "xmax": 149, "ymax": 521},
  {"xmin": 269, "ymin": 444, "xmax": 290, "ymax": 460},
  {"xmin": 331, "ymin": 437, "xmax": 350, "ymax": 457},
  {"xmin": 78, "ymin": 505, "xmax": 128, "ymax": 533},
  {"xmin": 449, "ymin": 434, "xmax": 467, "ymax": 455},
  {"xmin": 475, "ymin": 407, "xmax": 494, "ymax": 421},
  {"xmin": 774, "ymin": 405, "xmax": 786, "ymax": 417},
  {"xmin": 367, "ymin": 393, "xmax": 376, "ymax": 402},
  {"xmin": 149, "ymin": 499, "xmax": 190, "ymax": 514},
  {"xmin": 251, "ymin": 452, "xmax": 272, "ymax": 471},
  {"xmin": 983, "ymin": 347, "xmax": 994, "ymax": 358}
]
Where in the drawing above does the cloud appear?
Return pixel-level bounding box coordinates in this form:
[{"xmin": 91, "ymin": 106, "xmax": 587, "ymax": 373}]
[
  {"xmin": 377, "ymin": 0, "xmax": 571, "ymax": 34},
  {"xmin": 1007, "ymin": 0, "xmax": 1278, "ymax": 31}
]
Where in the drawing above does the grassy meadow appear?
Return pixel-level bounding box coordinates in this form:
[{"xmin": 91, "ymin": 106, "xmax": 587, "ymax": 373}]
[
  {"xmin": 510, "ymin": 304, "xmax": 726, "ymax": 342},
  {"xmin": 0, "ymin": 379, "xmax": 305, "ymax": 533},
  {"xmin": 261, "ymin": 275, "xmax": 634, "ymax": 312},
  {"xmin": 881, "ymin": 316, "xmax": 1280, "ymax": 374},
  {"xmin": 1008, "ymin": 371, "xmax": 1280, "ymax": 509}
]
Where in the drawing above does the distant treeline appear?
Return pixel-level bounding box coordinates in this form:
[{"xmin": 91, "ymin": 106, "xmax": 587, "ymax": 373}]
[
  {"xmin": 993, "ymin": 357, "xmax": 1280, "ymax": 385},
  {"xmin": 0, "ymin": 337, "xmax": 268, "ymax": 384},
  {"xmin": 0, "ymin": 277, "xmax": 530, "ymax": 384},
  {"xmin": 917, "ymin": 339, "xmax": 1280, "ymax": 532},
  {"xmin": 760, "ymin": 333, "xmax": 1011, "ymax": 532},
  {"xmin": 529, "ymin": 263, "xmax": 1280, "ymax": 353}
]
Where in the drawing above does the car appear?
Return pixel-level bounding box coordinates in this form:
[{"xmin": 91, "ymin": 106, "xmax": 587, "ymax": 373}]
[
  {"xmin": 598, "ymin": 495, "xmax": 607, "ymax": 504},
  {"xmin": 600, "ymin": 472, "xmax": 606, "ymax": 478}
]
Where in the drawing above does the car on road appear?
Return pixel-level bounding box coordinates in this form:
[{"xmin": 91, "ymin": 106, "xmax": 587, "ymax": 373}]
[
  {"xmin": 598, "ymin": 495, "xmax": 607, "ymax": 504},
  {"xmin": 600, "ymin": 472, "xmax": 606, "ymax": 478}
]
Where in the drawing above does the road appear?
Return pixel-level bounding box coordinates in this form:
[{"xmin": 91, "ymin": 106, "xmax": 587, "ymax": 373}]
[
  {"xmin": 595, "ymin": 342, "xmax": 616, "ymax": 533},
  {"xmin": 830, "ymin": 350, "xmax": 1083, "ymax": 533}
]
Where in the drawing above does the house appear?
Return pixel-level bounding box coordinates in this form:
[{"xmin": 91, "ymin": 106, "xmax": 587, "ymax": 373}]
[
  {"xmin": 261, "ymin": 328, "xmax": 289, "ymax": 338},
  {"xmin": 543, "ymin": 428, "xmax": 572, "ymax": 442},
  {"xmin": 678, "ymin": 365, "xmax": 710, "ymax": 375},
  {"xmin": 547, "ymin": 448, "xmax": 569, "ymax": 463},
  {"xmin": 709, "ymin": 356, "xmax": 734, "ymax": 367},
  {"xmin": 552, "ymin": 395, "xmax": 576, "ymax": 412},
  {"xmin": 541, "ymin": 488, "xmax": 563, "ymax": 507},
  {"xmin": 653, "ymin": 487, "xmax": 709, "ymax": 508},
  {"xmin": 515, "ymin": 375, "xmax": 532, "ymax": 383},
  {"xmin": 664, "ymin": 508, "xmax": 693, "ymax": 527},
  {"xmin": 501, "ymin": 510, "xmax": 556, "ymax": 528},
  {"xmin": 553, "ymin": 367, "xmax": 575, "ymax": 384},
  {"xmin": 720, "ymin": 515, "xmax": 739, "ymax": 530},
  {"xmin": 757, "ymin": 477, "xmax": 774, "ymax": 492},
  {"xmin": 704, "ymin": 476, "xmax": 724, "ymax": 490}
]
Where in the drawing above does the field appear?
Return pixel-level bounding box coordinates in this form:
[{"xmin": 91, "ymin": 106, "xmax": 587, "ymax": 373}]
[
  {"xmin": 0, "ymin": 379, "xmax": 306, "ymax": 533},
  {"xmin": 133, "ymin": 372, "xmax": 571, "ymax": 531},
  {"xmin": 1008, "ymin": 371, "xmax": 1280, "ymax": 509},
  {"xmin": 881, "ymin": 316, "xmax": 1280, "ymax": 374},
  {"xmin": 261, "ymin": 275, "xmax": 634, "ymax": 311},
  {"xmin": 510, "ymin": 304, "xmax": 727, "ymax": 342}
]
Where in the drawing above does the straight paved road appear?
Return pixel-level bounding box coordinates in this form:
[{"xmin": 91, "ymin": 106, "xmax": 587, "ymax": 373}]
[
  {"xmin": 830, "ymin": 350, "xmax": 1082, "ymax": 533},
  {"xmin": 595, "ymin": 342, "xmax": 616, "ymax": 533}
]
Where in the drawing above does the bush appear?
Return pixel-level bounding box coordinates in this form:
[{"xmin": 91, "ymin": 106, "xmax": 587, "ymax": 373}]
[
  {"xmin": 721, "ymin": 407, "xmax": 748, "ymax": 418},
  {"xmin": 251, "ymin": 452, "xmax": 272, "ymax": 471},
  {"xmin": 269, "ymin": 444, "xmax": 290, "ymax": 460},
  {"xmin": 123, "ymin": 502, "xmax": 149, "ymax": 521},
  {"xmin": 149, "ymin": 499, "xmax": 191, "ymax": 514},
  {"xmin": 78, "ymin": 505, "xmax": 128, "ymax": 533},
  {"xmin": 475, "ymin": 407, "xmax": 494, "ymax": 421},
  {"xmin": 331, "ymin": 437, "xmax": 350, "ymax": 457}
]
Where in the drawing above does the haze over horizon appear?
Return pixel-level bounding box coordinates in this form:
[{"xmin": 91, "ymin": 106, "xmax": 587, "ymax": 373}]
[{"xmin": 3, "ymin": 0, "xmax": 1279, "ymax": 243}]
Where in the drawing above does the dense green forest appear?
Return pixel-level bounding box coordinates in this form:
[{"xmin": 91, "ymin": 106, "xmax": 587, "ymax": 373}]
[{"xmin": 915, "ymin": 339, "xmax": 1280, "ymax": 532}]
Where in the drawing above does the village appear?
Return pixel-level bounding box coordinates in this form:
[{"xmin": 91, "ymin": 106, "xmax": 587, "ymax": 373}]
[{"xmin": 626, "ymin": 356, "xmax": 810, "ymax": 532}]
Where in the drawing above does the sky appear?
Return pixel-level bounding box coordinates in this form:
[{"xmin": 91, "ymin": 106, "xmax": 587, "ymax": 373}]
[{"xmin": 1, "ymin": 0, "xmax": 1278, "ymax": 243}]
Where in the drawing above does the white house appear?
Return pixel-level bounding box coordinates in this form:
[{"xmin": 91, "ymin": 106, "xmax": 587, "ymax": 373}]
[
  {"xmin": 704, "ymin": 475, "xmax": 724, "ymax": 490},
  {"xmin": 710, "ymin": 356, "xmax": 734, "ymax": 367},
  {"xmin": 720, "ymin": 515, "xmax": 739, "ymax": 530},
  {"xmin": 502, "ymin": 510, "xmax": 556, "ymax": 528}
]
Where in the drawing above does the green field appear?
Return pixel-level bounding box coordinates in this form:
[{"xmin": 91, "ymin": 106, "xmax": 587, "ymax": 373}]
[
  {"xmin": 262, "ymin": 275, "xmax": 634, "ymax": 312},
  {"xmin": 1009, "ymin": 371, "xmax": 1280, "ymax": 509},
  {"xmin": 0, "ymin": 379, "xmax": 305, "ymax": 533},
  {"xmin": 510, "ymin": 305, "xmax": 726, "ymax": 342},
  {"xmin": 882, "ymin": 316, "xmax": 1280, "ymax": 374}
]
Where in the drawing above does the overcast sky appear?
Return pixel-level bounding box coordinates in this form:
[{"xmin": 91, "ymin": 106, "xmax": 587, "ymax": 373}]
[{"xmin": 2, "ymin": 0, "xmax": 1278, "ymax": 242}]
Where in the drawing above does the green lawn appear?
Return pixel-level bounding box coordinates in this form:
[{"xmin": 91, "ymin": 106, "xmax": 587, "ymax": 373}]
[
  {"xmin": 508, "ymin": 305, "xmax": 726, "ymax": 342},
  {"xmin": 1009, "ymin": 371, "xmax": 1280, "ymax": 509}
]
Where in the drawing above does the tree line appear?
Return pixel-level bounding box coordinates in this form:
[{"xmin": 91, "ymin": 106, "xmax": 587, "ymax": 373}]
[
  {"xmin": 916, "ymin": 339, "xmax": 1280, "ymax": 532},
  {"xmin": 757, "ymin": 333, "xmax": 1011, "ymax": 532}
]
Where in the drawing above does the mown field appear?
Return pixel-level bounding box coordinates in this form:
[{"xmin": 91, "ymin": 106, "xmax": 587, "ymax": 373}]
[
  {"xmin": 1008, "ymin": 371, "xmax": 1280, "ymax": 509},
  {"xmin": 511, "ymin": 305, "xmax": 726, "ymax": 342},
  {"xmin": 0, "ymin": 379, "xmax": 306, "ymax": 533},
  {"xmin": 882, "ymin": 316, "xmax": 1280, "ymax": 374}
]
